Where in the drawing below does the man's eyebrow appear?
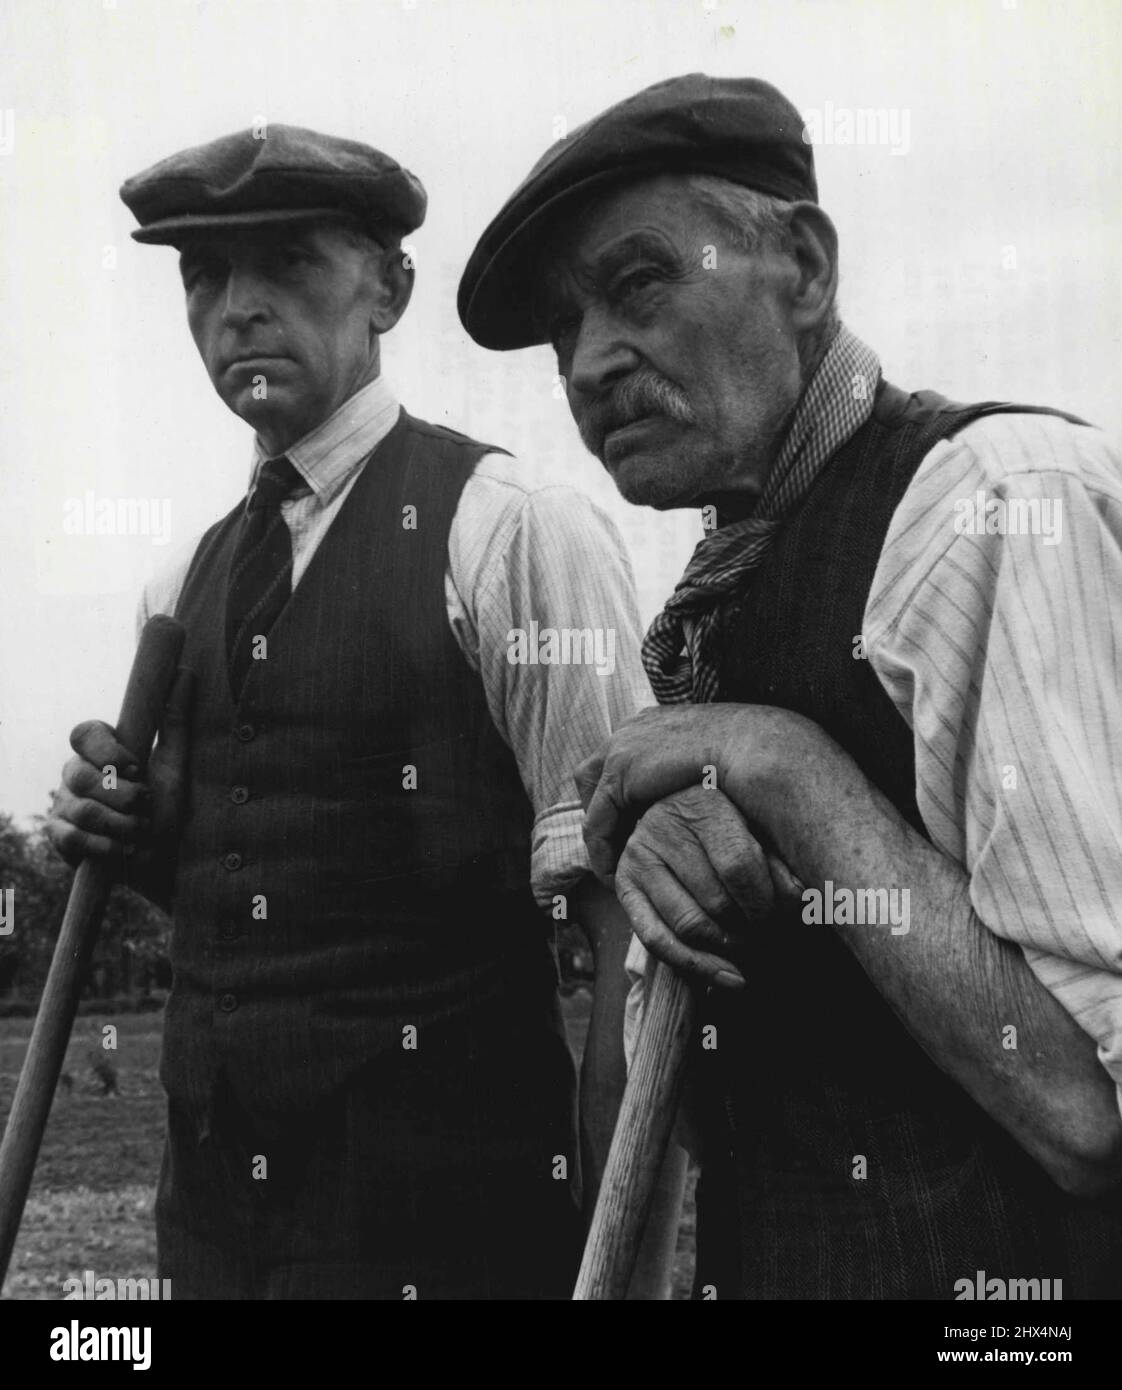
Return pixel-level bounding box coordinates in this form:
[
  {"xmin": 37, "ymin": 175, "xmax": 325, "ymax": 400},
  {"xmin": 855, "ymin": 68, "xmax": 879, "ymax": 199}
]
[
  {"xmin": 585, "ymin": 229, "xmax": 683, "ymax": 278},
  {"xmin": 532, "ymin": 228, "xmax": 683, "ymax": 329}
]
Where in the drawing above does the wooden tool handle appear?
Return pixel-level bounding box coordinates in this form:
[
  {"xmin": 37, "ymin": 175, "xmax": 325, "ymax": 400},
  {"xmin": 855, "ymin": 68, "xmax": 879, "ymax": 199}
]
[
  {"xmin": 0, "ymin": 615, "xmax": 186, "ymax": 1284},
  {"xmin": 574, "ymin": 959, "xmax": 695, "ymax": 1300}
]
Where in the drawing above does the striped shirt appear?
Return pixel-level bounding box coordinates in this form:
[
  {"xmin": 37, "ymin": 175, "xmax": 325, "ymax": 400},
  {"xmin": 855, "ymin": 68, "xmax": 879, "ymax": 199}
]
[
  {"xmin": 865, "ymin": 409, "xmax": 1122, "ymax": 1103},
  {"xmin": 625, "ymin": 407, "xmax": 1122, "ymax": 1107},
  {"xmin": 139, "ymin": 375, "xmax": 652, "ymax": 908}
]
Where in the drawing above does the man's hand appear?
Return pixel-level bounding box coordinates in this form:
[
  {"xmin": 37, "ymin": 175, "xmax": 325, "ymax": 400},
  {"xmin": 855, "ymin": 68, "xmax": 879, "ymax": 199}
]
[
  {"xmin": 614, "ymin": 786, "xmax": 804, "ymax": 988},
  {"xmin": 574, "ymin": 702, "xmax": 827, "ymax": 882},
  {"xmin": 579, "ymin": 702, "xmax": 1122, "ymax": 1194},
  {"xmin": 45, "ymin": 669, "xmax": 194, "ymax": 909}
]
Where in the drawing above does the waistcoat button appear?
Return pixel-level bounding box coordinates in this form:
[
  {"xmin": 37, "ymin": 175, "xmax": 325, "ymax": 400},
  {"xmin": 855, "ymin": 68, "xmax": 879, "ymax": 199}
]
[
  {"xmin": 235, "ymin": 722, "xmax": 255, "ymax": 742},
  {"xmin": 218, "ymin": 993, "xmax": 238, "ymax": 1013},
  {"xmin": 230, "ymin": 785, "xmax": 249, "ymax": 805},
  {"xmin": 222, "ymin": 851, "xmax": 243, "ymax": 871}
]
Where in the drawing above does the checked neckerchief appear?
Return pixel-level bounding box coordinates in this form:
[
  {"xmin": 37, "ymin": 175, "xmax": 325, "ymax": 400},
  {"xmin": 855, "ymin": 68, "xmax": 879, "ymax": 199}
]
[
  {"xmin": 225, "ymin": 454, "xmax": 305, "ymax": 700},
  {"xmin": 641, "ymin": 326, "xmax": 881, "ymax": 704}
]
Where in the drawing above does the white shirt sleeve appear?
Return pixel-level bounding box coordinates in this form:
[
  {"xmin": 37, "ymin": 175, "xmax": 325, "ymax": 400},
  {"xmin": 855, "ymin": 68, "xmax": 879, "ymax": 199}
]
[
  {"xmin": 446, "ymin": 452, "xmax": 655, "ymax": 908},
  {"xmin": 864, "ymin": 411, "xmax": 1122, "ymax": 1104},
  {"xmin": 134, "ymin": 535, "xmax": 200, "ymax": 639}
]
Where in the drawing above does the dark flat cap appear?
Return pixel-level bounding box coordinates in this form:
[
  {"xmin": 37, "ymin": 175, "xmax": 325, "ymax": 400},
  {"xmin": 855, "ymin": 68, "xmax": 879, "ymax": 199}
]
[
  {"xmin": 121, "ymin": 124, "xmax": 426, "ymax": 246},
  {"xmin": 459, "ymin": 73, "xmax": 815, "ymax": 350}
]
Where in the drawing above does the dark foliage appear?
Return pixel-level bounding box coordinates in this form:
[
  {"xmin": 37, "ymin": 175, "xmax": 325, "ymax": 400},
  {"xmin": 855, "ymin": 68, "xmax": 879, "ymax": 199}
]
[{"xmin": 0, "ymin": 812, "xmax": 170, "ymax": 1006}]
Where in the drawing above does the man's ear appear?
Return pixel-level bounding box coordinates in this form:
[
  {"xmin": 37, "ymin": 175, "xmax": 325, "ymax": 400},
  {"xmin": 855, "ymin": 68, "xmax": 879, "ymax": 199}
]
[
  {"xmin": 369, "ymin": 246, "xmax": 415, "ymax": 334},
  {"xmin": 784, "ymin": 202, "xmax": 838, "ymax": 337}
]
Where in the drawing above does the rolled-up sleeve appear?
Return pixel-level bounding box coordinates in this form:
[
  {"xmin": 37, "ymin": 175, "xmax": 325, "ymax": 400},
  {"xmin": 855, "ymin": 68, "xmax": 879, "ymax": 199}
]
[
  {"xmin": 447, "ymin": 454, "xmax": 654, "ymax": 908},
  {"xmin": 865, "ymin": 413, "xmax": 1122, "ymax": 1103}
]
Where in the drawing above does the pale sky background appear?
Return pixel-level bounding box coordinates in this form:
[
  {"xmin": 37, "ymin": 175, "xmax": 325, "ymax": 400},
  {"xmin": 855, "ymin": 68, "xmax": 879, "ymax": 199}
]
[{"xmin": 1, "ymin": 0, "xmax": 1119, "ymax": 820}]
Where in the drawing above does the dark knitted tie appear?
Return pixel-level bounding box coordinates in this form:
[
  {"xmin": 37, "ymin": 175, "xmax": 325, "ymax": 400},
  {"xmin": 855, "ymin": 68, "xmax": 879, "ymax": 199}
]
[{"xmin": 225, "ymin": 455, "xmax": 304, "ymax": 700}]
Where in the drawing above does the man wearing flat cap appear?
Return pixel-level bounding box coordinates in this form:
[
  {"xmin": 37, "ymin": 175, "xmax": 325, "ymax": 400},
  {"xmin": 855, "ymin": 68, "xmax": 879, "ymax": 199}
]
[
  {"xmin": 461, "ymin": 73, "xmax": 1122, "ymax": 1299},
  {"xmin": 46, "ymin": 124, "xmax": 656, "ymax": 1299}
]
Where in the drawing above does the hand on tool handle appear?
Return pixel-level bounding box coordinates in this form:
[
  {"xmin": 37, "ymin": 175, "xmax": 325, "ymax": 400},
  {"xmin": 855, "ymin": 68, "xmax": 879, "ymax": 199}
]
[
  {"xmin": 571, "ymin": 714, "xmax": 806, "ymax": 1300},
  {"xmin": 46, "ymin": 640, "xmax": 194, "ymax": 911}
]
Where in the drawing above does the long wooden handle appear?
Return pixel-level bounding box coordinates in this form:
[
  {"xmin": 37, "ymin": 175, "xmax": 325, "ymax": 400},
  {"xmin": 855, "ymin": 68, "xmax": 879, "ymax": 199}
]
[
  {"xmin": 0, "ymin": 615, "xmax": 186, "ymax": 1284},
  {"xmin": 574, "ymin": 960, "xmax": 695, "ymax": 1300}
]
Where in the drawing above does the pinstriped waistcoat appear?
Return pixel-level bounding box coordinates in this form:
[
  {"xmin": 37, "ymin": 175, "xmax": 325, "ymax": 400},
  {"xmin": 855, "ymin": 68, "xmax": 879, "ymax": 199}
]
[
  {"xmin": 165, "ymin": 409, "xmax": 570, "ymax": 1128},
  {"xmin": 702, "ymin": 380, "xmax": 1122, "ymax": 1300}
]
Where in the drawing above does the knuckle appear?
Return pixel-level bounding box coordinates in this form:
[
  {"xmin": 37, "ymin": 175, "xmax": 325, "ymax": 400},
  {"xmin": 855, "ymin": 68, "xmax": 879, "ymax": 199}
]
[
  {"xmin": 668, "ymin": 903, "xmax": 713, "ymax": 941},
  {"xmin": 701, "ymin": 884, "xmax": 737, "ymax": 924},
  {"xmin": 49, "ymin": 821, "xmax": 81, "ymax": 863},
  {"xmin": 61, "ymin": 755, "xmax": 88, "ymax": 792},
  {"xmin": 615, "ymin": 856, "xmax": 638, "ymax": 892},
  {"xmin": 69, "ymin": 719, "xmax": 103, "ymax": 753},
  {"xmin": 70, "ymin": 759, "xmax": 103, "ymax": 797},
  {"xmin": 712, "ymin": 834, "xmax": 769, "ymax": 892},
  {"xmin": 69, "ymin": 799, "xmax": 103, "ymax": 834},
  {"xmin": 614, "ymin": 858, "xmax": 644, "ymax": 898},
  {"xmin": 639, "ymin": 798, "xmax": 685, "ymax": 836},
  {"xmin": 74, "ymin": 799, "xmax": 128, "ymax": 840},
  {"xmin": 717, "ymin": 851, "xmax": 767, "ymax": 900},
  {"xmin": 50, "ymin": 788, "xmax": 79, "ymax": 824},
  {"xmin": 676, "ymin": 785, "xmax": 710, "ymax": 811},
  {"xmin": 619, "ymin": 833, "xmax": 655, "ymax": 870}
]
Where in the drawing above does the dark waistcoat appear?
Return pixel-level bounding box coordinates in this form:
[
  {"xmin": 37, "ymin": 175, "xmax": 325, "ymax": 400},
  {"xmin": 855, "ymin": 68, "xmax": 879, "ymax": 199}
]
[
  {"xmin": 165, "ymin": 410, "xmax": 570, "ymax": 1126},
  {"xmin": 700, "ymin": 379, "xmax": 1122, "ymax": 1300}
]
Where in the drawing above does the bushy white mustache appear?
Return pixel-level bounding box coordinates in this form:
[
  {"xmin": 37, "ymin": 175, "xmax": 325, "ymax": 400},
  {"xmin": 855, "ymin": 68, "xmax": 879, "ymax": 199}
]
[{"xmin": 577, "ymin": 371, "xmax": 696, "ymax": 456}]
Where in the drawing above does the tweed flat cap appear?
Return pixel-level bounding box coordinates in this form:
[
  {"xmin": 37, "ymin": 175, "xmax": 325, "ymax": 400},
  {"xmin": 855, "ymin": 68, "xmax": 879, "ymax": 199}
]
[
  {"xmin": 458, "ymin": 73, "xmax": 816, "ymax": 350},
  {"xmin": 120, "ymin": 124, "xmax": 427, "ymax": 246}
]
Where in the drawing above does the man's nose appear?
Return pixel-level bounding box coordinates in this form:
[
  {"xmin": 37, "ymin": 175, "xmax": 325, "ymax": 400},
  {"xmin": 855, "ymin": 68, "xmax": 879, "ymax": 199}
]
[
  {"xmin": 566, "ymin": 306, "xmax": 641, "ymax": 400},
  {"xmin": 221, "ymin": 266, "xmax": 270, "ymax": 329}
]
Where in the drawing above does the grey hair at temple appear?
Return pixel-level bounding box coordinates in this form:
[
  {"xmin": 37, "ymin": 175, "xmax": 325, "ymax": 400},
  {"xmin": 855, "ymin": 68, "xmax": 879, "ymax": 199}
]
[{"xmin": 685, "ymin": 173, "xmax": 841, "ymax": 375}]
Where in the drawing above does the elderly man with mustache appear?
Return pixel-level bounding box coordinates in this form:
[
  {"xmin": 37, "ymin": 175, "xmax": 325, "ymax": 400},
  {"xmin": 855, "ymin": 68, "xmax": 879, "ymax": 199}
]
[{"xmin": 459, "ymin": 74, "xmax": 1122, "ymax": 1299}]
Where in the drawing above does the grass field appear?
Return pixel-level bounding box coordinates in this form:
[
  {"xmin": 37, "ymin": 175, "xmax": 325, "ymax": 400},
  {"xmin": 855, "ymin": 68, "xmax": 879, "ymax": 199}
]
[
  {"xmin": 0, "ymin": 1014, "xmax": 164, "ymax": 1301},
  {"xmin": 0, "ymin": 997, "xmax": 695, "ymax": 1299}
]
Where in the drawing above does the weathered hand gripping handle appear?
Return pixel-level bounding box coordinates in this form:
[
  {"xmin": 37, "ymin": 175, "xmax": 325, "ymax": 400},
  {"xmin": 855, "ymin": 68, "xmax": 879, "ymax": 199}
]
[{"xmin": 0, "ymin": 615, "xmax": 185, "ymax": 1285}]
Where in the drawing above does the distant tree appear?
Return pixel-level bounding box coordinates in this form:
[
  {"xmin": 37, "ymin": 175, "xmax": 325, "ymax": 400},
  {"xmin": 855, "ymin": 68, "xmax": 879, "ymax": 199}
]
[
  {"xmin": 0, "ymin": 810, "xmax": 169, "ymax": 1000},
  {"xmin": 0, "ymin": 811, "xmax": 67, "ymax": 995}
]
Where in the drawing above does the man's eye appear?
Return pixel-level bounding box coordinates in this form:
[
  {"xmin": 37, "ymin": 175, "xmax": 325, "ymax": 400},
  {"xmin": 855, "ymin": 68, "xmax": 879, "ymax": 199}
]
[
  {"xmin": 183, "ymin": 260, "xmax": 223, "ymax": 291},
  {"xmin": 613, "ymin": 268, "xmax": 659, "ymax": 301},
  {"xmin": 272, "ymin": 246, "xmax": 313, "ymax": 270}
]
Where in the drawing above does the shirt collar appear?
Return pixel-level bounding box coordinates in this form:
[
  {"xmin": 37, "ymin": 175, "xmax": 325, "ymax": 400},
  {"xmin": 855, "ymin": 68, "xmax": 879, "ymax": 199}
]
[{"xmin": 248, "ymin": 375, "xmax": 401, "ymax": 507}]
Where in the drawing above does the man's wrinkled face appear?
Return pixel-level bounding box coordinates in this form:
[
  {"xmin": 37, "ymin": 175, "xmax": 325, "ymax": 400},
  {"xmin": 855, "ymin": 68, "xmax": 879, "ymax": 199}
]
[
  {"xmin": 180, "ymin": 222, "xmax": 387, "ymax": 453},
  {"xmin": 538, "ymin": 176, "xmax": 804, "ymax": 510}
]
